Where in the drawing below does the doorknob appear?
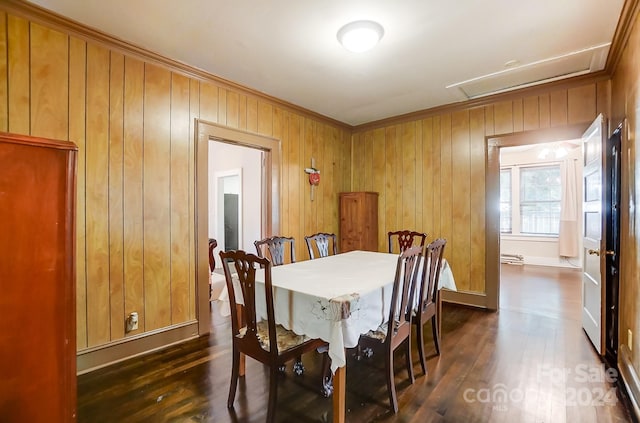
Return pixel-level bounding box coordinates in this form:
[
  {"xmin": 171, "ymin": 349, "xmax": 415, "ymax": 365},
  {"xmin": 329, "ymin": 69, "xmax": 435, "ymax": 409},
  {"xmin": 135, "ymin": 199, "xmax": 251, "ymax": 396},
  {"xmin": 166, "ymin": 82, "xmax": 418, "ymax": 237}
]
[
  {"xmin": 605, "ymin": 250, "xmax": 615, "ymax": 256},
  {"xmin": 588, "ymin": 249, "xmax": 600, "ymax": 256}
]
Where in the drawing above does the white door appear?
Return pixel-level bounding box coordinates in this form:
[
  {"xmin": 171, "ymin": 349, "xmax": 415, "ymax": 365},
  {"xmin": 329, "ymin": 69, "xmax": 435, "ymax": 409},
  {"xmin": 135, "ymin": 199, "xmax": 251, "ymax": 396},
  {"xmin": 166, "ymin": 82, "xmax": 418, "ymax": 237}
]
[{"xmin": 582, "ymin": 114, "xmax": 606, "ymax": 354}]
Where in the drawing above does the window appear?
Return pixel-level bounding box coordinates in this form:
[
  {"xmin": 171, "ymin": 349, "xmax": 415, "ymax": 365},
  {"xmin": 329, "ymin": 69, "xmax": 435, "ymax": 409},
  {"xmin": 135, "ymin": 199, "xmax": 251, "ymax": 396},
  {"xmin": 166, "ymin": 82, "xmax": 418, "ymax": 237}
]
[
  {"xmin": 500, "ymin": 164, "xmax": 562, "ymax": 237},
  {"xmin": 500, "ymin": 169, "xmax": 512, "ymax": 233},
  {"xmin": 519, "ymin": 165, "xmax": 561, "ymax": 235}
]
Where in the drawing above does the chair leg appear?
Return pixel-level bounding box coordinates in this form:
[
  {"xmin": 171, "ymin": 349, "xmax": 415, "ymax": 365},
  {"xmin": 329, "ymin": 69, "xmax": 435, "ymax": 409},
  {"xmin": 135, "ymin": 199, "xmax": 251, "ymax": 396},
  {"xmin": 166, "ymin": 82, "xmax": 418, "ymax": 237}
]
[
  {"xmin": 432, "ymin": 315, "xmax": 441, "ymax": 355},
  {"xmin": 227, "ymin": 346, "xmax": 240, "ymax": 408},
  {"xmin": 416, "ymin": 321, "xmax": 427, "ymax": 375},
  {"xmin": 405, "ymin": 337, "xmax": 415, "ymax": 384},
  {"xmin": 267, "ymin": 366, "xmax": 279, "ymax": 423},
  {"xmin": 385, "ymin": 349, "xmax": 399, "ymax": 413}
]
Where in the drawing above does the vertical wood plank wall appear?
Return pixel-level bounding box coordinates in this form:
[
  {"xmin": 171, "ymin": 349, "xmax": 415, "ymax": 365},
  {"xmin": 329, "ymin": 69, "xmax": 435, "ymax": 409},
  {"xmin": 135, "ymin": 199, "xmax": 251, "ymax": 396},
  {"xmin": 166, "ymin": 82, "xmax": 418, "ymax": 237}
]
[
  {"xmin": 611, "ymin": 8, "xmax": 640, "ymax": 382},
  {"xmin": 351, "ymin": 83, "xmax": 607, "ymax": 293},
  {"xmin": 0, "ymin": 10, "xmax": 351, "ymax": 352}
]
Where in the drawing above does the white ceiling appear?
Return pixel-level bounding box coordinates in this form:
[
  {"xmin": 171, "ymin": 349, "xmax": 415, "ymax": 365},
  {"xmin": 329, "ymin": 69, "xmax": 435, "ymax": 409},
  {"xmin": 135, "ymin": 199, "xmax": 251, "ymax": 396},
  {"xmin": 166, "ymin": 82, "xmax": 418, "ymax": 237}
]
[{"xmin": 28, "ymin": 0, "xmax": 625, "ymax": 126}]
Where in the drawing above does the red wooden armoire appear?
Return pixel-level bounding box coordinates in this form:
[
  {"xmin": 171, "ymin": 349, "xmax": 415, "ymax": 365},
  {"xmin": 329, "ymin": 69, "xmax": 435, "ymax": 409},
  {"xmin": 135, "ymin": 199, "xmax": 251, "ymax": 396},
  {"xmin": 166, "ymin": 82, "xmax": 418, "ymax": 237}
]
[{"xmin": 0, "ymin": 133, "xmax": 78, "ymax": 421}]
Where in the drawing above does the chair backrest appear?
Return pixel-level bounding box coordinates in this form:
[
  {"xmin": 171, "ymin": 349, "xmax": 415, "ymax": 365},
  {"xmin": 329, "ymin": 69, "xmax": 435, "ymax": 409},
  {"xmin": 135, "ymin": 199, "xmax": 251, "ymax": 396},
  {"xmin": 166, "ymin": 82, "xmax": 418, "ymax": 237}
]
[
  {"xmin": 385, "ymin": 245, "xmax": 422, "ymax": 343},
  {"xmin": 417, "ymin": 238, "xmax": 446, "ymax": 311},
  {"xmin": 254, "ymin": 236, "xmax": 296, "ymax": 266},
  {"xmin": 388, "ymin": 230, "xmax": 428, "ymax": 254},
  {"xmin": 304, "ymin": 232, "xmax": 338, "ymax": 259},
  {"xmin": 208, "ymin": 238, "xmax": 218, "ymax": 272},
  {"xmin": 220, "ymin": 249, "xmax": 278, "ymax": 358}
]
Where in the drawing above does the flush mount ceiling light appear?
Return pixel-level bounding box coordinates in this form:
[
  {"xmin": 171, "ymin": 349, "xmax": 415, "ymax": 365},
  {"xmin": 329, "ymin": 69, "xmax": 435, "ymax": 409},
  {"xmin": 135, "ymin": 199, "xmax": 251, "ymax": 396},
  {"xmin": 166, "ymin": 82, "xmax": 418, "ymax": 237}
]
[{"xmin": 337, "ymin": 20, "xmax": 384, "ymax": 53}]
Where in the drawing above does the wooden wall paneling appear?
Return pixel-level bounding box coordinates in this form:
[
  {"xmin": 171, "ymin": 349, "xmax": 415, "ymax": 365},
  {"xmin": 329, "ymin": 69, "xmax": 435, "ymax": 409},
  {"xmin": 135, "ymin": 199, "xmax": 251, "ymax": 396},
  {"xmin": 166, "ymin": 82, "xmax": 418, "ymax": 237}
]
[
  {"xmin": 318, "ymin": 123, "xmax": 327, "ymax": 231},
  {"xmin": 596, "ymin": 80, "xmax": 611, "ymax": 120},
  {"xmin": 237, "ymin": 93, "xmax": 247, "ymax": 130},
  {"xmin": 394, "ymin": 126, "xmax": 404, "ymax": 236},
  {"xmin": 199, "ymin": 82, "xmax": 218, "ymax": 124},
  {"xmin": 451, "ymin": 110, "xmax": 471, "ymax": 292},
  {"xmin": 85, "ymin": 44, "xmax": 111, "ymax": 346},
  {"xmin": 0, "ymin": 12, "xmax": 7, "ymax": 132},
  {"xmin": 319, "ymin": 124, "xmax": 329, "ymax": 239},
  {"xmin": 352, "ymin": 132, "xmax": 365, "ymax": 191},
  {"xmin": 218, "ymin": 87, "xmax": 227, "ymax": 126},
  {"xmin": 30, "ymin": 23, "xmax": 67, "ymax": 139},
  {"xmin": 226, "ymin": 89, "xmax": 239, "ymax": 128},
  {"xmin": 384, "ymin": 125, "xmax": 398, "ymax": 244},
  {"xmin": 143, "ymin": 63, "xmax": 172, "ymax": 330},
  {"xmin": 512, "ymin": 99, "xmax": 523, "ymax": 133},
  {"xmin": 469, "ymin": 107, "xmax": 486, "ymax": 293},
  {"xmin": 372, "ymin": 128, "xmax": 386, "ymax": 248},
  {"xmin": 170, "ymin": 72, "xmax": 191, "ymax": 324},
  {"xmin": 340, "ymin": 130, "xmax": 352, "ymax": 193},
  {"xmin": 431, "ymin": 117, "xmax": 442, "ymax": 237},
  {"xmin": 303, "ymin": 118, "xmax": 314, "ymax": 240},
  {"xmin": 523, "ymin": 96, "xmax": 540, "ymax": 131},
  {"xmin": 493, "ymin": 101, "xmax": 513, "ymax": 135},
  {"xmin": 188, "ymin": 78, "xmax": 199, "ymax": 319},
  {"xmin": 401, "ymin": 122, "xmax": 416, "ymax": 230},
  {"xmin": 246, "ymin": 96, "xmax": 258, "ymax": 133},
  {"xmin": 123, "ymin": 57, "xmax": 145, "ymax": 335},
  {"xmin": 484, "ymin": 105, "xmax": 495, "ymax": 136},
  {"xmin": 257, "ymin": 101, "xmax": 273, "ymax": 136},
  {"xmin": 274, "ymin": 107, "xmax": 287, "ymax": 237},
  {"xmin": 289, "ymin": 113, "xmax": 302, "ymax": 245},
  {"xmin": 300, "ymin": 118, "xmax": 309, "ymax": 240},
  {"xmin": 7, "ymin": 15, "xmax": 29, "ymax": 134},
  {"xmin": 325, "ymin": 126, "xmax": 339, "ymax": 235},
  {"xmin": 550, "ymin": 89, "xmax": 568, "ymax": 127},
  {"xmin": 439, "ymin": 114, "xmax": 453, "ymax": 281},
  {"xmin": 300, "ymin": 115, "xmax": 310, "ymax": 244},
  {"xmin": 364, "ymin": 130, "xmax": 374, "ymax": 192},
  {"xmin": 415, "ymin": 121, "xmax": 424, "ymax": 233},
  {"xmin": 108, "ymin": 52, "xmax": 125, "ymax": 340},
  {"xmin": 568, "ymin": 84, "xmax": 597, "ymax": 124},
  {"xmin": 538, "ymin": 93, "xmax": 551, "ymax": 128},
  {"xmin": 421, "ymin": 118, "xmax": 434, "ymax": 236},
  {"xmin": 69, "ymin": 35, "xmax": 87, "ymax": 348}
]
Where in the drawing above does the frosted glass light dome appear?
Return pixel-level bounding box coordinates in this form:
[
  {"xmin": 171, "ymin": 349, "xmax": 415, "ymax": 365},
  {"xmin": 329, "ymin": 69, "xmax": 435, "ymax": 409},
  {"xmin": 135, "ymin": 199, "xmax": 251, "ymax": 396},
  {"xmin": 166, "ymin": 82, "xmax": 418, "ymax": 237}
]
[{"xmin": 337, "ymin": 20, "xmax": 384, "ymax": 53}]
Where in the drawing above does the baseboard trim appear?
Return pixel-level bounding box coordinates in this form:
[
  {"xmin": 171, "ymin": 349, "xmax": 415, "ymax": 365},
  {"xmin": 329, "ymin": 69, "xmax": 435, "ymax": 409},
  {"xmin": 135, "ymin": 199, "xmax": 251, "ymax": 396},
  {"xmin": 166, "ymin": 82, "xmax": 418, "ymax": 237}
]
[
  {"xmin": 441, "ymin": 289, "xmax": 487, "ymax": 309},
  {"xmin": 619, "ymin": 344, "xmax": 640, "ymax": 421},
  {"xmin": 77, "ymin": 321, "xmax": 200, "ymax": 374}
]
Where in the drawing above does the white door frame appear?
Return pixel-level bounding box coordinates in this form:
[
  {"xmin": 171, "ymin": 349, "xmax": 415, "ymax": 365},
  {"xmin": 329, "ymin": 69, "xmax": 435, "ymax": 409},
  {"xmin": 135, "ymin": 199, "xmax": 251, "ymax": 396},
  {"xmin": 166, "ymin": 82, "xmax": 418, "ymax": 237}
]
[{"xmin": 214, "ymin": 168, "xmax": 243, "ymax": 251}]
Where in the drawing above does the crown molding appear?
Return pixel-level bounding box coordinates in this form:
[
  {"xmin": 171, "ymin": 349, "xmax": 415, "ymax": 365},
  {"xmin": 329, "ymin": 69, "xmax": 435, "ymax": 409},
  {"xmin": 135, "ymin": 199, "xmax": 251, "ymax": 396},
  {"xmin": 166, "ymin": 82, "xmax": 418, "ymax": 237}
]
[
  {"xmin": 353, "ymin": 71, "xmax": 610, "ymax": 133},
  {"xmin": 606, "ymin": 0, "xmax": 640, "ymax": 75},
  {"xmin": 3, "ymin": 0, "xmax": 635, "ymax": 133},
  {"xmin": 1, "ymin": 0, "xmax": 351, "ymax": 131}
]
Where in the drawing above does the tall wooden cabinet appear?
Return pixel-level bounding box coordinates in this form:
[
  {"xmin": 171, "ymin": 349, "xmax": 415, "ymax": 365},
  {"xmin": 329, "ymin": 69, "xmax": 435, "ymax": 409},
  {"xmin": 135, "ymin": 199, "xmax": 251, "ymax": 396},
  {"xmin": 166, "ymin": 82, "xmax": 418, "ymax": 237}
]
[
  {"xmin": 0, "ymin": 133, "xmax": 78, "ymax": 422},
  {"xmin": 339, "ymin": 192, "xmax": 378, "ymax": 252}
]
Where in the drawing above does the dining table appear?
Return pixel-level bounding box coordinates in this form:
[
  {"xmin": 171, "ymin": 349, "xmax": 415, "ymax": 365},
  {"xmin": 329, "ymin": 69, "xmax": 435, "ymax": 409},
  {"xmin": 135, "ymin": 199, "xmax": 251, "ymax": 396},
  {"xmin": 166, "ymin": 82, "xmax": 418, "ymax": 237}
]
[{"xmin": 218, "ymin": 250, "xmax": 456, "ymax": 422}]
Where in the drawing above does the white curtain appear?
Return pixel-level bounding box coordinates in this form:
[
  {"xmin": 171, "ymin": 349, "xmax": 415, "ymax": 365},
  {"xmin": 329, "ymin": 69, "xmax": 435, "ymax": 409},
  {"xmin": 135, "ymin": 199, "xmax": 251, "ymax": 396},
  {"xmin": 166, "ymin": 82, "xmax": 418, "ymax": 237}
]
[{"xmin": 558, "ymin": 158, "xmax": 579, "ymax": 257}]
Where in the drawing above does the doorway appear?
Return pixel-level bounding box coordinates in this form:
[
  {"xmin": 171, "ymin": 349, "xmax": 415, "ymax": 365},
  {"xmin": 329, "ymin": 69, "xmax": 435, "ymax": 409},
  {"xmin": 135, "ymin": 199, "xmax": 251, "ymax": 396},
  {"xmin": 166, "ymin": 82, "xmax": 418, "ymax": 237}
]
[
  {"xmin": 195, "ymin": 120, "xmax": 281, "ymax": 334},
  {"xmin": 499, "ymin": 140, "xmax": 583, "ymax": 269}
]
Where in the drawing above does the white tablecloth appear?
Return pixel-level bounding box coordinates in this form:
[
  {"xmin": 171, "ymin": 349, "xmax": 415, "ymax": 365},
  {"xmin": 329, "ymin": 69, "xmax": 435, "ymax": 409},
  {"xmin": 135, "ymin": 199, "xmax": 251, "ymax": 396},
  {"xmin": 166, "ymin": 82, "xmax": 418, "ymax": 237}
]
[{"xmin": 217, "ymin": 250, "xmax": 456, "ymax": 372}]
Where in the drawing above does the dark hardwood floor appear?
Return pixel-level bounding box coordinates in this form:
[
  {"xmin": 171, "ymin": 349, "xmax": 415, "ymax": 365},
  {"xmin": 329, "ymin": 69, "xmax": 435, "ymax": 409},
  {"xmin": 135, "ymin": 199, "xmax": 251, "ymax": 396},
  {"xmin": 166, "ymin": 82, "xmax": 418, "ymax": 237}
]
[{"xmin": 78, "ymin": 265, "xmax": 633, "ymax": 422}]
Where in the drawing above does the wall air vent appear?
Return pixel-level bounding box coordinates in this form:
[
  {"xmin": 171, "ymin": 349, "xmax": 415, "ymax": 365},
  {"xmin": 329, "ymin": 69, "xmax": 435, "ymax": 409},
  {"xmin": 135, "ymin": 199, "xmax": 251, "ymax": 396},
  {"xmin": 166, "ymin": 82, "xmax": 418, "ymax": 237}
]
[{"xmin": 447, "ymin": 43, "xmax": 610, "ymax": 100}]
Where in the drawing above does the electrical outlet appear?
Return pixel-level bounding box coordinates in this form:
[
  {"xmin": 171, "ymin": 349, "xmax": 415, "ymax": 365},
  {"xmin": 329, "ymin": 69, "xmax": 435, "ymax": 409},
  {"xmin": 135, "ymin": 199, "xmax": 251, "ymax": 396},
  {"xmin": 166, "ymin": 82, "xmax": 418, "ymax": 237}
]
[
  {"xmin": 629, "ymin": 329, "xmax": 633, "ymax": 351},
  {"xmin": 126, "ymin": 312, "xmax": 139, "ymax": 333}
]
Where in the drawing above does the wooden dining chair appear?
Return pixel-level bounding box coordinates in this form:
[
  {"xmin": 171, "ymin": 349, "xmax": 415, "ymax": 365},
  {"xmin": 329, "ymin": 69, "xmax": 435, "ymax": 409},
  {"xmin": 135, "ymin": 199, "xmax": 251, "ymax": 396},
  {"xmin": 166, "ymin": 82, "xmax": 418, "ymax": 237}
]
[
  {"xmin": 387, "ymin": 230, "xmax": 428, "ymax": 254},
  {"xmin": 254, "ymin": 236, "xmax": 296, "ymax": 266},
  {"xmin": 304, "ymin": 232, "xmax": 338, "ymax": 259},
  {"xmin": 255, "ymin": 236, "xmax": 306, "ymax": 374},
  {"xmin": 357, "ymin": 245, "xmax": 422, "ymax": 413},
  {"xmin": 412, "ymin": 238, "xmax": 446, "ymax": 375},
  {"xmin": 220, "ymin": 249, "xmax": 327, "ymax": 423}
]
